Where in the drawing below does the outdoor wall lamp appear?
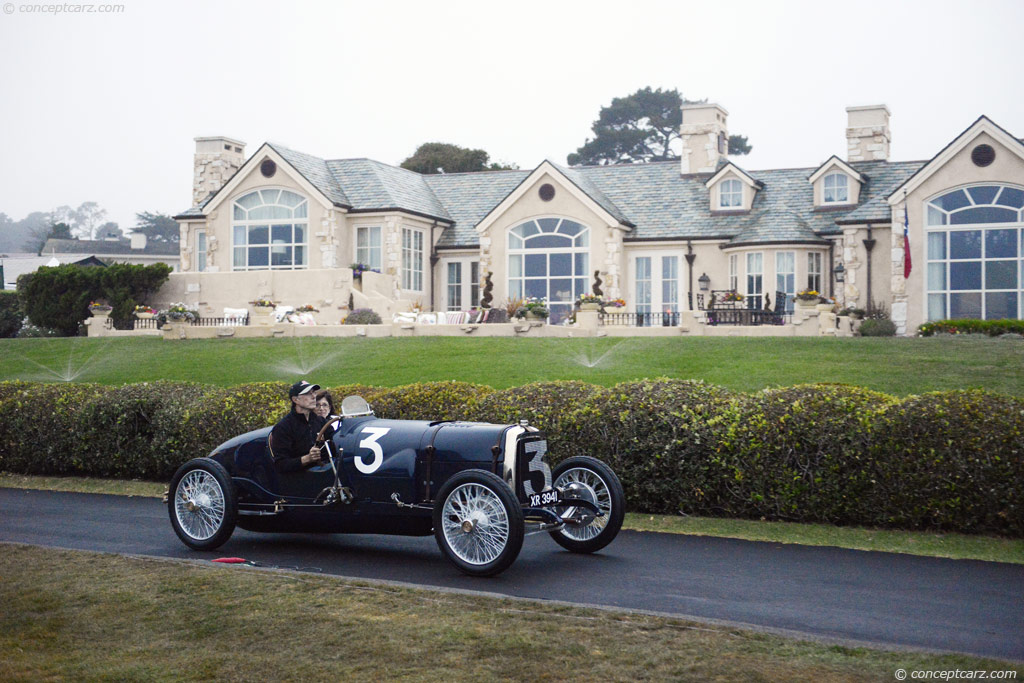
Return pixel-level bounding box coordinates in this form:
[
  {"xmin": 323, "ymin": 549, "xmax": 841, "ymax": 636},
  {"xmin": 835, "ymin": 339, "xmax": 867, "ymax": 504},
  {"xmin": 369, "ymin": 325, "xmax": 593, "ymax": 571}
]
[
  {"xmin": 833, "ymin": 262, "xmax": 845, "ymax": 283},
  {"xmin": 698, "ymin": 272, "xmax": 710, "ymax": 291}
]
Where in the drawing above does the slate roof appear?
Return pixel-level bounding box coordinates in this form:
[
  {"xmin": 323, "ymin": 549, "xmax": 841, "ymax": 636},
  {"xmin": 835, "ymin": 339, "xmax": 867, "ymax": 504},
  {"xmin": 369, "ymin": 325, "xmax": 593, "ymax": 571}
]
[
  {"xmin": 41, "ymin": 238, "xmax": 179, "ymax": 256},
  {"xmin": 175, "ymin": 141, "xmax": 926, "ymax": 249}
]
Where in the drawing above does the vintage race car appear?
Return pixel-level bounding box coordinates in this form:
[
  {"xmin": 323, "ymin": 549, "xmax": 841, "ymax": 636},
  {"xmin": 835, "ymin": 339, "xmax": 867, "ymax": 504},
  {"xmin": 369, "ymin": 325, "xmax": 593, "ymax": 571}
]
[{"xmin": 167, "ymin": 396, "xmax": 624, "ymax": 576}]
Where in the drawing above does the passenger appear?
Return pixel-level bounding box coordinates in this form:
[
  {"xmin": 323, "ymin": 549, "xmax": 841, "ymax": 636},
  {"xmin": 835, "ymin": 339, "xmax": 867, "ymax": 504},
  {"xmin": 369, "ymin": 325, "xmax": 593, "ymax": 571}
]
[
  {"xmin": 314, "ymin": 390, "xmax": 337, "ymax": 421},
  {"xmin": 269, "ymin": 380, "xmax": 327, "ymax": 473}
]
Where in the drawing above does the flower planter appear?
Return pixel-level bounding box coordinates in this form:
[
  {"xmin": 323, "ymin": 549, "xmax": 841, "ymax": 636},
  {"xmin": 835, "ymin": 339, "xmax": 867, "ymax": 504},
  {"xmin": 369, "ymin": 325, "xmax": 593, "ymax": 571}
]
[
  {"xmin": 795, "ymin": 299, "xmax": 817, "ymax": 310},
  {"xmin": 579, "ymin": 302, "xmax": 601, "ymax": 311},
  {"xmin": 89, "ymin": 307, "xmax": 113, "ymax": 316},
  {"xmin": 525, "ymin": 311, "xmax": 547, "ymax": 322},
  {"xmin": 254, "ymin": 306, "xmax": 274, "ymax": 316},
  {"xmin": 135, "ymin": 312, "xmax": 155, "ymax": 320},
  {"xmin": 816, "ymin": 303, "xmax": 834, "ymax": 312}
]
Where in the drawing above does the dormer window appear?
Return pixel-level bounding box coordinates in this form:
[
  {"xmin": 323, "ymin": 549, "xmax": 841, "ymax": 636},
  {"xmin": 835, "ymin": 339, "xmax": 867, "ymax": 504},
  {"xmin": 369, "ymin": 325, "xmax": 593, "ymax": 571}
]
[
  {"xmin": 720, "ymin": 178, "xmax": 743, "ymax": 208},
  {"xmin": 823, "ymin": 173, "xmax": 849, "ymax": 204}
]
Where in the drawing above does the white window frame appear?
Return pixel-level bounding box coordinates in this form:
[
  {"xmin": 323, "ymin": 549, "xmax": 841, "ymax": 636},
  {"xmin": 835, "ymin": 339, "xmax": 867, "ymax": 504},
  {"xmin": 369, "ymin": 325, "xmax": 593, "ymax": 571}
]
[
  {"xmin": 507, "ymin": 217, "xmax": 590, "ymax": 325},
  {"xmin": 808, "ymin": 252, "xmax": 823, "ymax": 293},
  {"xmin": 728, "ymin": 254, "xmax": 738, "ymax": 292},
  {"xmin": 924, "ymin": 185, "xmax": 1024, "ymax": 321},
  {"xmin": 355, "ymin": 225, "xmax": 382, "ymax": 271},
  {"xmin": 629, "ymin": 249, "xmax": 683, "ymax": 325},
  {"xmin": 823, "ymin": 173, "xmax": 849, "ymax": 204},
  {"xmin": 401, "ymin": 227, "xmax": 424, "ymax": 292},
  {"xmin": 231, "ymin": 188, "xmax": 309, "ymax": 271},
  {"xmin": 195, "ymin": 229, "xmax": 207, "ymax": 272},
  {"xmin": 720, "ymin": 178, "xmax": 743, "ymax": 209},
  {"xmin": 776, "ymin": 251, "xmax": 795, "ymax": 312},
  {"xmin": 746, "ymin": 252, "xmax": 763, "ymax": 299},
  {"xmin": 442, "ymin": 257, "xmax": 480, "ymax": 311}
]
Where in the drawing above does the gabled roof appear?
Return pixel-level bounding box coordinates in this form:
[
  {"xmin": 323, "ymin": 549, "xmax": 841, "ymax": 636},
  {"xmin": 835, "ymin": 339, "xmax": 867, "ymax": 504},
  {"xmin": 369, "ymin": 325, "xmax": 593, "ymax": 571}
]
[
  {"xmin": 327, "ymin": 158, "xmax": 452, "ymax": 223},
  {"xmin": 270, "ymin": 143, "xmax": 351, "ymax": 208},
  {"xmin": 705, "ymin": 161, "xmax": 763, "ymax": 189},
  {"xmin": 887, "ymin": 115, "xmax": 1024, "ymax": 204},
  {"xmin": 808, "ymin": 155, "xmax": 865, "ymax": 184}
]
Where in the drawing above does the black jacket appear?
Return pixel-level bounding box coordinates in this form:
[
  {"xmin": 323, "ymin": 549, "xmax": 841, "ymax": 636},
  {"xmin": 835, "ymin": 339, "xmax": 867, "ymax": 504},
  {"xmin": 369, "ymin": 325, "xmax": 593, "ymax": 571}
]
[{"xmin": 270, "ymin": 410, "xmax": 327, "ymax": 474}]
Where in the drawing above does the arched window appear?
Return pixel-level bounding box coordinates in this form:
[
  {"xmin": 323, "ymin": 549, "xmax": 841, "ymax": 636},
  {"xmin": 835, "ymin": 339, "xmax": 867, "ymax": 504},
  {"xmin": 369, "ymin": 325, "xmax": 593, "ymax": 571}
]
[
  {"xmin": 925, "ymin": 185, "xmax": 1023, "ymax": 321},
  {"xmin": 720, "ymin": 178, "xmax": 742, "ymax": 208},
  {"xmin": 232, "ymin": 189, "xmax": 308, "ymax": 270},
  {"xmin": 823, "ymin": 173, "xmax": 848, "ymax": 203},
  {"xmin": 508, "ymin": 218, "xmax": 589, "ymax": 324}
]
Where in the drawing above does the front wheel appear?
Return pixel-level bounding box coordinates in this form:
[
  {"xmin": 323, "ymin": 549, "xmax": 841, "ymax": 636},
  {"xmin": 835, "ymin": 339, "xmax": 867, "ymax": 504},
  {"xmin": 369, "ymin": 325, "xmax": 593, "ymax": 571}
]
[
  {"xmin": 168, "ymin": 458, "xmax": 237, "ymax": 551},
  {"xmin": 548, "ymin": 456, "xmax": 624, "ymax": 554},
  {"xmin": 433, "ymin": 469, "xmax": 524, "ymax": 577}
]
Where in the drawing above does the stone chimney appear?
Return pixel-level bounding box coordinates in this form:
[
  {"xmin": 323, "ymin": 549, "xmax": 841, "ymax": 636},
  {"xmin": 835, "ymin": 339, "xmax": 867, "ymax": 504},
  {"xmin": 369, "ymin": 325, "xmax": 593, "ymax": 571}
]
[
  {"xmin": 193, "ymin": 136, "xmax": 246, "ymax": 207},
  {"xmin": 846, "ymin": 105, "xmax": 890, "ymax": 162},
  {"xmin": 680, "ymin": 103, "xmax": 729, "ymax": 174}
]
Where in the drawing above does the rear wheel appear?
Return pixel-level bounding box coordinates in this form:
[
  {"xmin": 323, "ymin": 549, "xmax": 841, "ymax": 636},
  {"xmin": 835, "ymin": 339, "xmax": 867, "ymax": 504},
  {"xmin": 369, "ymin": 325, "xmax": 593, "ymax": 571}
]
[
  {"xmin": 433, "ymin": 469, "xmax": 524, "ymax": 577},
  {"xmin": 168, "ymin": 458, "xmax": 237, "ymax": 551},
  {"xmin": 548, "ymin": 456, "xmax": 624, "ymax": 553}
]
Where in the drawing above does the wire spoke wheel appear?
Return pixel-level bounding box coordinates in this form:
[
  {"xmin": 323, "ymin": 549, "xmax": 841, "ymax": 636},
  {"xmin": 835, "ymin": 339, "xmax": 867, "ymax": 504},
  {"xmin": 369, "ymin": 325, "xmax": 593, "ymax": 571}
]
[
  {"xmin": 555, "ymin": 467, "xmax": 611, "ymax": 542},
  {"xmin": 441, "ymin": 483, "xmax": 510, "ymax": 565},
  {"xmin": 175, "ymin": 470, "xmax": 226, "ymax": 541},
  {"xmin": 168, "ymin": 459, "xmax": 237, "ymax": 551},
  {"xmin": 434, "ymin": 470, "xmax": 524, "ymax": 577},
  {"xmin": 548, "ymin": 456, "xmax": 624, "ymax": 554}
]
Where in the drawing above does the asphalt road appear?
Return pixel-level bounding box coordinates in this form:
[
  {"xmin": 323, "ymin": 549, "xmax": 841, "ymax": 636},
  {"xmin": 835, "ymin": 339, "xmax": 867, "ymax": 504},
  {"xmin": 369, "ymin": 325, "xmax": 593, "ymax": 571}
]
[{"xmin": 2, "ymin": 488, "xmax": 1022, "ymax": 662}]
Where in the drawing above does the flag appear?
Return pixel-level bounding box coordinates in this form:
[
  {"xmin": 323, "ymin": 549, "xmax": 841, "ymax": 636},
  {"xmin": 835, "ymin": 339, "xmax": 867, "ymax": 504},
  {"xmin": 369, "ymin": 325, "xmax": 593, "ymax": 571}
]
[{"xmin": 903, "ymin": 204, "xmax": 912, "ymax": 278}]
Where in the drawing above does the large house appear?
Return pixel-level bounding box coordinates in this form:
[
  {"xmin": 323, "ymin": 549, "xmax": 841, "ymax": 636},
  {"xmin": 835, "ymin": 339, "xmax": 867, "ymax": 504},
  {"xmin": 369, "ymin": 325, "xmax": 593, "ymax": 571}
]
[{"xmin": 164, "ymin": 104, "xmax": 1024, "ymax": 334}]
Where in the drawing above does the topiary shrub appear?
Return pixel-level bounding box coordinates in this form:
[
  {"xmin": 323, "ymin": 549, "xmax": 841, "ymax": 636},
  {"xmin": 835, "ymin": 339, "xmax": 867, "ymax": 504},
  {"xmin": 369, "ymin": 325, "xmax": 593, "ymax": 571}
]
[
  {"xmin": 371, "ymin": 381, "xmax": 493, "ymax": 421},
  {"xmin": 864, "ymin": 390, "xmax": 1024, "ymax": 535},
  {"xmin": 0, "ymin": 291, "xmax": 24, "ymax": 338},
  {"xmin": 562, "ymin": 378, "xmax": 738, "ymax": 515},
  {"xmin": 468, "ymin": 381, "xmax": 609, "ymax": 466},
  {"xmin": 858, "ymin": 318, "xmax": 897, "ymax": 336},
  {"xmin": 344, "ymin": 308, "xmax": 382, "ymax": 325},
  {"xmin": 712, "ymin": 384, "xmax": 897, "ymax": 523}
]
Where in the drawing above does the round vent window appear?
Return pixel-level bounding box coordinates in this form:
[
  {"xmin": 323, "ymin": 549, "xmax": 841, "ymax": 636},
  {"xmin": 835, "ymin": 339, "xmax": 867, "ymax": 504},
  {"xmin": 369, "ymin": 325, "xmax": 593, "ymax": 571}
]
[
  {"xmin": 260, "ymin": 159, "xmax": 277, "ymax": 178},
  {"xmin": 539, "ymin": 183, "xmax": 555, "ymax": 201},
  {"xmin": 971, "ymin": 144, "xmax": 995, "ymax": 167}
]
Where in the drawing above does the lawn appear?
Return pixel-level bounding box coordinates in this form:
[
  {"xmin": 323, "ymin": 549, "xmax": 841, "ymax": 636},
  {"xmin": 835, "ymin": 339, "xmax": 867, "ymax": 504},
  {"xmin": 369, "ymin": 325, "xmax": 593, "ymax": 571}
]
[
  {"xmin": 2, "ymin": 545, "xmax": 1019, "ymax": 681},
  {"xmin": 1, "ymin": 334, "xmax": 1022, "ymax": 396}
]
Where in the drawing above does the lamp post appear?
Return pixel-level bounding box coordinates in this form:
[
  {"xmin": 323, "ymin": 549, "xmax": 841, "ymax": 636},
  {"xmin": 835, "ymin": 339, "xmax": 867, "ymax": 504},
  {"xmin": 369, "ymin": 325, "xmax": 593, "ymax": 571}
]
[
  {"xmin": 833, "ymin": 261, "xmax": 845, "ymax": 283},
  {"xmin": 698, "ymin": 272, "xmax": 710, "ymax": 291}
]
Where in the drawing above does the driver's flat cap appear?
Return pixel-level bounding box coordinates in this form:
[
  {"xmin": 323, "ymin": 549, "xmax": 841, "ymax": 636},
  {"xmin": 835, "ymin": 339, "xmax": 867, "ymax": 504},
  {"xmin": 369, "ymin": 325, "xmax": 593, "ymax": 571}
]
[{"xmin": 288, "ymin": 381, "xmax": 320, "ymax": 397}]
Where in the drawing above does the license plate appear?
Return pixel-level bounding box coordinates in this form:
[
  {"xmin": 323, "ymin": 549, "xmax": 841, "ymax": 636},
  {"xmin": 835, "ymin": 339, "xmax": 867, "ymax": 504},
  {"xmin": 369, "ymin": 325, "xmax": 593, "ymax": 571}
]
[{"xmin": 528, "ymin": 489, "xmax": 561, "ymax": 507}]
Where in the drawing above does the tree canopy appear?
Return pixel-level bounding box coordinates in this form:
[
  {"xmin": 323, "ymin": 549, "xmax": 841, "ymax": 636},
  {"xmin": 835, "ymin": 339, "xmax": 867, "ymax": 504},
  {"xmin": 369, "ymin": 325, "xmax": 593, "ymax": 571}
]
[
  {"xmin": 400, "ymin": 142, "xmax": 518, "ymax": 174},
  {"xmin": 132, "ymin": 211, "xmax": 180, "ymax": 243},
  {"xmin": 567, "ymin": 87, "xmax": 752, "ymax": 166}
]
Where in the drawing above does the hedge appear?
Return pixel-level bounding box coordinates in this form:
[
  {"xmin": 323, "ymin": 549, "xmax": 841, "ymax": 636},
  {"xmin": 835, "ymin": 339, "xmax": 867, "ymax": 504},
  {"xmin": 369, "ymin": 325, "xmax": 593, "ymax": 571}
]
[
  {"xmin": 0, "ymin": 290, "xmax": 23, "ymax": 338},
  {"xmin": 918, "ymin": 319, "xmax": 1024, "ymax": 337},
  {"xmin": 0, "ymin": 379, "xmax": 1021, "ymax": 536}
]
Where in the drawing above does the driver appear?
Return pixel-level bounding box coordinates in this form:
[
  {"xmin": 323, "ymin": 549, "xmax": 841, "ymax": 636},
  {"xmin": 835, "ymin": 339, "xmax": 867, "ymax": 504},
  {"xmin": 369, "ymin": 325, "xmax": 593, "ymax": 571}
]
[{"xmin": 269, "ymin": 380, "xmax": 328, "ymax": 473}]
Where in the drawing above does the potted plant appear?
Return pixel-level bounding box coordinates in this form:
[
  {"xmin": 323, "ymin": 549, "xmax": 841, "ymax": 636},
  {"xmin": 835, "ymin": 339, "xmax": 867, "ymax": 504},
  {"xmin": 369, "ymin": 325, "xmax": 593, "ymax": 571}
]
[
  {"xmin": 295, "ymin": 304, "xmax": 319, "ymax": 313},
  {"xmin": 514, "ymin": 297, "xmax": 549, "ymax": 321},
  {"xmin": 605, "ymin": 298, "xmax": 626, "ymax": 309},
  {"xmin": 134, "ymin": 305, "xmax": 157, "ymax": 320},
  {"xmin": 350, "ymin": 263, "xmax": 380, "ymax": 280},
  {"xmin": 162, "ymin": 302, "xmax": 198, "ymax": 323},
  {"xmin": 795, "ymin": 290, "xmax": 820, "ymax": 309},
  {"xmin": 250, "ymin": 298, "xmax": 275, "ymax": 315},
  {"xmin": 576, "ymin": 293, "xmax": 603, "ymax": 311},
  {"xmin": 838, "ymin": 307, "xmax": 866, "ymax": 320},
  {"xmin": 88, "ymin": 301, "xmax": 113, "ymax": 316},
  {"xmin": 816, "ymin": 296, "xmax": 836, "ymax": 313}
]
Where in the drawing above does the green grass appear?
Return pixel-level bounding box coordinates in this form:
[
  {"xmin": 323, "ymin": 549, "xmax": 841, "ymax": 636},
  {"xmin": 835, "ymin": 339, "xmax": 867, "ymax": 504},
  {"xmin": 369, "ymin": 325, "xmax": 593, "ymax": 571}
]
[
  {"xmin": 2, "ymin": 545, "xmax": 1020, "ymax": 681},
  {"xmin": 4, "ymin": 474, "xmax": 1021, "ymax": 565},
  {"xmin": 1, "ymin": 335, "xmax": 1022, "ymax": 395}
]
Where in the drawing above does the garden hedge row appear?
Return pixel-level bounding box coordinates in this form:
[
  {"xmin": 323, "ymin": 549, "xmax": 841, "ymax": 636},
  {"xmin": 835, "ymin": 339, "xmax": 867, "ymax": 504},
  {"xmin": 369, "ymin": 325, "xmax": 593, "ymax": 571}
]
[
  {"xmin": 1, "ymin": 379, "xmax": 1021, "ymax": 536},
  {"xmin": 918, "ymin": 319, "xmax": 1024, "ymax": 337}
]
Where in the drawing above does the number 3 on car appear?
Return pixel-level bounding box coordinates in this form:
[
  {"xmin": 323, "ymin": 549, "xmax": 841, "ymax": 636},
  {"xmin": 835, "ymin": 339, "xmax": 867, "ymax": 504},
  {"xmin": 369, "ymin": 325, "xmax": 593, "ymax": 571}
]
[{"xmin": 355, "ymin": 427, "xmax": 389, "ymax": 474}]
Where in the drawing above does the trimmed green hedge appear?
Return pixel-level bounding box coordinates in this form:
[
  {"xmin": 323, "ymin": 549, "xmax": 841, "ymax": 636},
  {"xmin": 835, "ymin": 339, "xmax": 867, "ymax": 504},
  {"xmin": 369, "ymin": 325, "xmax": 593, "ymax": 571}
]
[
  {"xmin": 918, "ymin": 319, "xmax": 1024, "ymax": 337},
  {"xmin": 0, "ymin": 379, "xmax": 1021, "ymax": 536}
]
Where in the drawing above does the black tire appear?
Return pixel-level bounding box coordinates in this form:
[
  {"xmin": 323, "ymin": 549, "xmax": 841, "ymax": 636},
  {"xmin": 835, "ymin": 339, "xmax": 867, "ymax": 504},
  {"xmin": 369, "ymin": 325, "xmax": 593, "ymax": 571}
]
[
  {"xmin": 168, "ymin": 458, "xmax": 237, "ymax": 551},
  {"xmin": 548, "ymin": 456, "xmax": 625, "ymax": 554},
  {"xmin": 433, "ymin": 469, "xmax": 525, "ymax": 577}
]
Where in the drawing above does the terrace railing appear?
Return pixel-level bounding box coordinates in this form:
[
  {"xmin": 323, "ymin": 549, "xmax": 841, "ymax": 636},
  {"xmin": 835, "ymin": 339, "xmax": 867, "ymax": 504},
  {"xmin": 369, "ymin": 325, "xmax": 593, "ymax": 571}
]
[{"xmin": 600, "ymin": 311, "xmax": 682, "ymax": 327}]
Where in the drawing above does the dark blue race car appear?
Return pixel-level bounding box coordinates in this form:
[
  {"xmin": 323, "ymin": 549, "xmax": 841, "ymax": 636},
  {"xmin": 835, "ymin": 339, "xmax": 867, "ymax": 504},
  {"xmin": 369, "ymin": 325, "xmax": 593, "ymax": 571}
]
[{"xmin": 167, "ymin": 396, "xmax": 624, "ymax": 576}]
